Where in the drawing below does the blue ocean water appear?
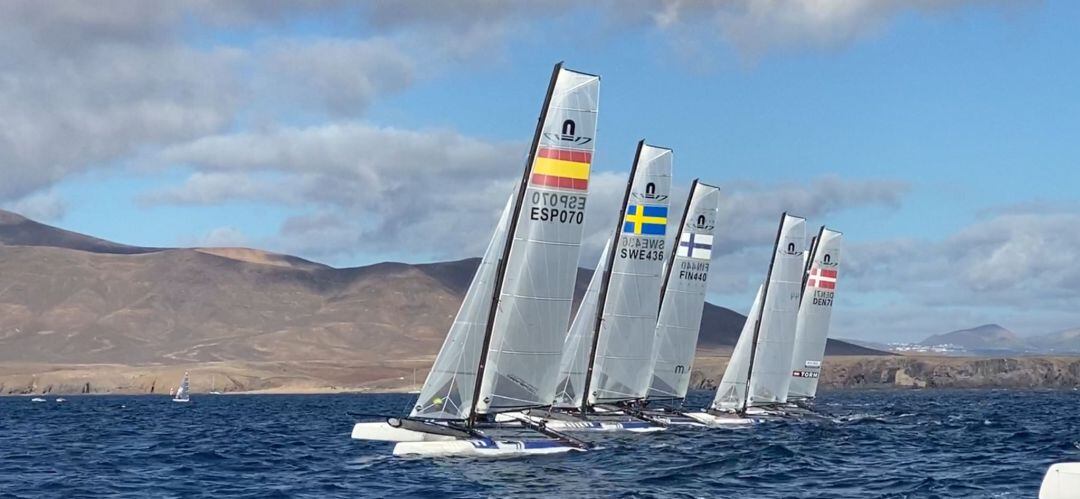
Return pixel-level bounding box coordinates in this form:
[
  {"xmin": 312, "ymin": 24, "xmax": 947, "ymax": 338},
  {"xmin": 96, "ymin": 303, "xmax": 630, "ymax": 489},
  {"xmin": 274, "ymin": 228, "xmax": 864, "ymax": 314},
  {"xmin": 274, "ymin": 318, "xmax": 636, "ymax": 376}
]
[{"xmin": 1, "ymin": 389, "xmax": 1076, "ymax": 498}]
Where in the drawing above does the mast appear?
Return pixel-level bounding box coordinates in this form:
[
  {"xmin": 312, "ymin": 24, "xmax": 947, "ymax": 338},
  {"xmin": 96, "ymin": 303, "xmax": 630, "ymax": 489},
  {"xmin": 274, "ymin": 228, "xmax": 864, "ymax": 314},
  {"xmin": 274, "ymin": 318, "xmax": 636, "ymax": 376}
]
[
  {"xmin": 740, "ymin": 212, "xmax": 787, "ymax": 415},
  {"xmin": 468, "ymin": 62, "xmax": 563, "ymax": 427},
  {"xmin": 656, "ymin": 179, "xmax": 699, "ymax": 317},
  {"xmin": 580, "ymin": 139, "xmax": 644, "ymax": 412},
  {"xmin": 799, "ymin": 226, "xmax": 825, "ymax": 302}
]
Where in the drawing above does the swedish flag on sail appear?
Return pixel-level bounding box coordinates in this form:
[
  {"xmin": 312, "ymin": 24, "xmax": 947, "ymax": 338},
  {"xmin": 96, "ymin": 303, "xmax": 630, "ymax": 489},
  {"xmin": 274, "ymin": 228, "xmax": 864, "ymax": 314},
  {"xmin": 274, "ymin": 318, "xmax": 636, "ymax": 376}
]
[{"xmin": 623, "ymin": 205, "xmax": 668, "ymax": 236}]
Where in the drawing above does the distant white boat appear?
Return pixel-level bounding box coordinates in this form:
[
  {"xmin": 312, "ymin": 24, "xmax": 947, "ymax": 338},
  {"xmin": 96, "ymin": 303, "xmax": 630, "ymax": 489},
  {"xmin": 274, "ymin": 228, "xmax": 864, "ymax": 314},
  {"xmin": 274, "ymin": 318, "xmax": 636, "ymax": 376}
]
[
  {"xmin": 406, "ymin": 369, "xmax": 421, "ymax": 394},
  {"xmin": 31, "ymin": 397, "xmax": 46, "ymax": 403},
  {"xmin": 173, "ymin": 371, "xmax": 191, "ymax": 403},
  {"xmin": 55, "ymin": 398, "xmax": 66, "ymax": 403},
  {"xmin": 209, "ymin": 375, "xmax": 222, "ymax": 395}
]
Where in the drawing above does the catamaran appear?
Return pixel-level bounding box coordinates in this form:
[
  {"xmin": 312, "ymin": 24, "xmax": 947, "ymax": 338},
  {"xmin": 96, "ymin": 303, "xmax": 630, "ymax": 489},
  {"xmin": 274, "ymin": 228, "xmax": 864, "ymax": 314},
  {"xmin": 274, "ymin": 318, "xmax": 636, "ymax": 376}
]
[
  {"xmin": 350, "ymin": 63, "xmax": 601, "ymax": 457},
  {"xmin": 509, "ymin": 141, "xmax": 673, "ymax": 433},
  {"xmin": 686, "ymin": 213, "xmax": 806, "ymax": 426},
  {"xmin": 173, "ymin": 371, "xmax": 190, "ymax": 403},
  {"xmin": 787, "ymin": 227, "xmax": 842, "ymax": 406},
  {"xmin": 638, "ymin": 181, "xmax": 722, "ymax": 426}
]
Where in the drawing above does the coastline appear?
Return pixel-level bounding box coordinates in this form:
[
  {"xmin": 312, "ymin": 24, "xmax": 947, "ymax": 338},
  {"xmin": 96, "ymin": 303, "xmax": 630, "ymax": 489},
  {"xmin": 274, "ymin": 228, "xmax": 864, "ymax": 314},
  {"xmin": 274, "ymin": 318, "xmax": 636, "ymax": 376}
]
[{"xmin": 4, "ymin": 353, "xmax": 1080, "ymax": 396}]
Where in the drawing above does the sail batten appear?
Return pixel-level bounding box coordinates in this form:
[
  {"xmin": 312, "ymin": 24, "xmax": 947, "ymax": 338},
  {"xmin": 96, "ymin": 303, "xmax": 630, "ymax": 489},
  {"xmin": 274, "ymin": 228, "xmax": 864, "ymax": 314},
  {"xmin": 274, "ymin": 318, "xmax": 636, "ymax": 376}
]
[{"xmin": 646, "ymin": 181, "xmax": 721, "ymax": 401}]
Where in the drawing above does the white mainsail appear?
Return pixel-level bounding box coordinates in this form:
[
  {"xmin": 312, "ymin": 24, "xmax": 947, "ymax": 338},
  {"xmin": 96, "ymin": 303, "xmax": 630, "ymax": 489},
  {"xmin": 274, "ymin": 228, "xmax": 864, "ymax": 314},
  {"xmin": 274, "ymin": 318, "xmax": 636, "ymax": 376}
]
[
  {"xmin": 411, "ymin": 195, "xmax": 513, "ymax": 419},
  {"xmin": 746, "ymin": 213, "xmax": 806, "ymax": 406},
  {"xmin": 173, "ymin": 371, "xmax": 190, "ymax": 402},
  {"xmin": 646, "ymin": 180, "xmax": 721, "ymax": 400},
  {"xmin": 552, "ymin": 236, "xmax": 612, "ymax": 409},
  {"xmin": 586, "ymin": 143, "xmax": 672, "ymax": 404},
  {"xmin": 788, "ymin": 227, "xmax": 842, "ymax": 400},
  {"xmin": 475, "ymin": 66, "xmax": 600, "ymax": 414},
  {"xmin": 710, "ymin": 284, "xmax": 763, "ymax": 411}
]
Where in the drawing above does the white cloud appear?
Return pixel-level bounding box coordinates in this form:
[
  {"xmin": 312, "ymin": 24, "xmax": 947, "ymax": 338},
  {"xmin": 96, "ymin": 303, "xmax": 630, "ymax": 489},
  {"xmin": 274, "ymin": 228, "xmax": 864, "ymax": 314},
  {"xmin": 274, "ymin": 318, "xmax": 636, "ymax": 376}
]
[
  {"xmin": 152, "ymin": 123, "xmax": 524, "ymax": 260},
  {"xmin": 1, "ymin": 190, "xmax": 67, "ymax": 222},
  {"xmin": 264, "ymin": 38, "xmax": 415, "ymax": 117}
]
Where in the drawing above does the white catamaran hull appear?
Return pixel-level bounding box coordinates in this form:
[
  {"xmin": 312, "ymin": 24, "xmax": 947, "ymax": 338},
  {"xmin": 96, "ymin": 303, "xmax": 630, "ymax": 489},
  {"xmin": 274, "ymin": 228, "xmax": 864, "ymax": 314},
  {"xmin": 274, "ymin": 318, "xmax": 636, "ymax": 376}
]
[
  {"xmin": 500, "ymin": 412, "xmax": 665, "ymax": 433},
  {"xmin": 683, "ymin": 412, "xmax": 758, "ymax": 427},
  {"xmin": 392, "ymin": 439, "xmax": 583, "ymax": 457},
  {"xmin": 1040, "ymin": 463, "xmax": 1080, "ymax": 499},
  {"xmin": 351, "ymin": 422, "xmax": 458, "ymax": 443},
  {"xmin": 352, "ymin": 422, "xmax": 584, "ymax": 457}
]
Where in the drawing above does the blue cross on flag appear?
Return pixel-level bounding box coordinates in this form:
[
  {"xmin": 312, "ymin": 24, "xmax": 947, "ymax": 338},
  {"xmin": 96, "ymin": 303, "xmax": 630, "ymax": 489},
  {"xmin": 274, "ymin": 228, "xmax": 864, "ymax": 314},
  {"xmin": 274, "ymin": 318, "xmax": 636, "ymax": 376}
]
[{"xmin": 677, "ymin": 233, "xmax": 713, "ymax": 259}]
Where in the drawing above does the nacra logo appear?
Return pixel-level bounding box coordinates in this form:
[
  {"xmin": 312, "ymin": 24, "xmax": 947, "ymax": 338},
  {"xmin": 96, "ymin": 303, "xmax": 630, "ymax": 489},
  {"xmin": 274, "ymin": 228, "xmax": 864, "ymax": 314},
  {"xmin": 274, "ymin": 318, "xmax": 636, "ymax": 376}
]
[
  {"xmin": 543, "ymin": 119, "xmax": 592, "ymax": 146},
  {"xmin": 687, "ymin": 213, "xmax": 715, "ymax": 231},
  {"xmin": 632, "ymin": 181, "xmax": 668, "ymax": 202}
]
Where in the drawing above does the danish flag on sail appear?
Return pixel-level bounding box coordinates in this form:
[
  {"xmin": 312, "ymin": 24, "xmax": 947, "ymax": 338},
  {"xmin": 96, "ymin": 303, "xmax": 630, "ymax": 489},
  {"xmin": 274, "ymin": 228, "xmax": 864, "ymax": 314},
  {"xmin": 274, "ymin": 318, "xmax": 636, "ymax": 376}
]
[{"xmin": 807, "ymin": 268, "xmax": 837, "ymax": 290}]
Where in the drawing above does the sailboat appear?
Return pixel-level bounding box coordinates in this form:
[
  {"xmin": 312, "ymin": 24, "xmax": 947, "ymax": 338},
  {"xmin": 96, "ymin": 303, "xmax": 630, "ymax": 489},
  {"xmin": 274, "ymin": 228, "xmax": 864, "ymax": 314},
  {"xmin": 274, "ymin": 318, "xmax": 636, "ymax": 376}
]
[
  {"xmin": 512, "ymin": 141, "xmax": 673, "ymax": 433},
  {"xmin": 686, "ymin": 212, "xmax": 806, "ymax": 426},
  {"xmin": 787, "ymin": 227, "xmax": 842, "ymax": 404},
  {"xmin": 639, "ymin": 181, "xmax": 722, "ymax": 425},
  {"xmin": 210, "ymin": 374, "xmax": 222, "ymax": 395},
  {"xmin": 407, "ymin": 369, "xmax": 421, "ymax": 395},
  {"xmin": 350, "ymin": 63, "xmax": 601, "ymax": 457},
  {"xmin": 173, "ymin": 371, "xmax": 191, "ymax": 403}
]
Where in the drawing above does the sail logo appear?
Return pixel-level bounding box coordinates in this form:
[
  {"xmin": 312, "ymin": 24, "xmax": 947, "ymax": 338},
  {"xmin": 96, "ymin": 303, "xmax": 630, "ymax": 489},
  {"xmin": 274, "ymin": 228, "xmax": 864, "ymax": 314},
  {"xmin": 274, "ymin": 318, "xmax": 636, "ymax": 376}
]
[
  {"xmin": 531, "ymin": 146, "xmax": 590, "ymax": 191},
  {"xmin": 781, "ymin": 242, "xmax": 800, "ymax": 256},
  {"xmin": 792, "ymin": 370, "xmax": 819, "ymax": 378},
  {"xmin": 623, "ymin": 205, "xmax": 667, "ymax": 236},
  {"xmin": 677, "ymin": 233, "xmax": 712, "ymax": 260},
  {"xmin": 542, "ymin": 119, "xmax": 592, "ymax": 146},
  {"xmin": 821, "ymin": 252, "xmax": 839, "ymax": 267},
  {"xmin": 631, "ymin": 182, "xmax": 668, "ymax": 202},
  {"xmin": 807, "ymin": 268, "xmax": 837, "ymax": 290},
  {"xmin": 687, "ymin": 213, "xmax": 715, "ymax": 231}
]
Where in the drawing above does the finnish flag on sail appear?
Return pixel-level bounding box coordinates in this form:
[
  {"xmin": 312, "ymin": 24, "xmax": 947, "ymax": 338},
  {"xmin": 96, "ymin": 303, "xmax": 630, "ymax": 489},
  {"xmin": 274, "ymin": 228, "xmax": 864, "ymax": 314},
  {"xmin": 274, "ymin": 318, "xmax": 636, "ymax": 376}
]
[{"xmin": 677, "ymin": 233, "xmax": 712, "ymax": 259}]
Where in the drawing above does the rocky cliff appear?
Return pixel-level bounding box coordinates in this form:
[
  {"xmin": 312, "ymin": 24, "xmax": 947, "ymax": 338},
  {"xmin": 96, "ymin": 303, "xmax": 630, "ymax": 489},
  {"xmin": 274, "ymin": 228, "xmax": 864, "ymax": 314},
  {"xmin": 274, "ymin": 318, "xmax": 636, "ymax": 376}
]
[{"xmin": 690, "ymin": 354, "xmax": 1080, "ymax": 391}]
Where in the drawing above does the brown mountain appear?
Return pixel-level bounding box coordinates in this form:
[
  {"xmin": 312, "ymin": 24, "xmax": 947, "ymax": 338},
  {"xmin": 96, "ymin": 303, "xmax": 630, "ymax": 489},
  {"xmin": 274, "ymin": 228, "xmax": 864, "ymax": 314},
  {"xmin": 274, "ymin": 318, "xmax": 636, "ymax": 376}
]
[
  {"xmin": 0, "ymin": 210, "xmax": 883, "ymax": 368},
  {"xmin": 921, "ymin": 324, "xmax": 1030, "ymax": 353}
]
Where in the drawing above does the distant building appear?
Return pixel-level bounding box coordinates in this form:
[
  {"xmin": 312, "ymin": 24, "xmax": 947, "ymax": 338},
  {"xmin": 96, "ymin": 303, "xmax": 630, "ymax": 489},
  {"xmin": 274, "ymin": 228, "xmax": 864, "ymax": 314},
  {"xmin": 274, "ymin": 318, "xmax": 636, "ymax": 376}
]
[{"xmin": 887, "ymin": 342, "xmax": 966, "ymax": 355}]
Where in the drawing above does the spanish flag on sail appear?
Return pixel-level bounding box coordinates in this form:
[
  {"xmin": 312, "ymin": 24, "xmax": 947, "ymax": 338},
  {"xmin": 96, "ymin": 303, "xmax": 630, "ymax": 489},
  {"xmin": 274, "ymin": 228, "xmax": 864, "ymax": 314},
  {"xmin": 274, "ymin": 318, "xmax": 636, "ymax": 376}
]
[{"xmin": 530, "ymin": 146, "xmax": 590, "ymax": 191}]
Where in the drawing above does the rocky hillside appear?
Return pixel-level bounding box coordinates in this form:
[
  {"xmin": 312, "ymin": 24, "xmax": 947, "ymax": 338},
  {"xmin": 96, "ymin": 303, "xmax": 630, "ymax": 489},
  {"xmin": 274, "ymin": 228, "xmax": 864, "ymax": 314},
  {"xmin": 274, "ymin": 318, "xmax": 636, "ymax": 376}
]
[
  {"xmin": 0, "ymin": 209, "xmax": 882, "ymax": 368},
  {"xmin": 922, "ymin": 323, "xmax": 1080, "ymax": 355},
  {"xmin": 921, "ymin": 324, "xmax": 1027, "ymax": 352}
]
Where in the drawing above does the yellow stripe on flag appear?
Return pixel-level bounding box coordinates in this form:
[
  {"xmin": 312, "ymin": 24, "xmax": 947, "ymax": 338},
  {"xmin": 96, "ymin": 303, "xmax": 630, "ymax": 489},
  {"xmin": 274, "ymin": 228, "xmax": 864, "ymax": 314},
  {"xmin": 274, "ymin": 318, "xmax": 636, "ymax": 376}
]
[{"xmin": 533, "ymin": 156, "xmax": 590, "ymax": 180}]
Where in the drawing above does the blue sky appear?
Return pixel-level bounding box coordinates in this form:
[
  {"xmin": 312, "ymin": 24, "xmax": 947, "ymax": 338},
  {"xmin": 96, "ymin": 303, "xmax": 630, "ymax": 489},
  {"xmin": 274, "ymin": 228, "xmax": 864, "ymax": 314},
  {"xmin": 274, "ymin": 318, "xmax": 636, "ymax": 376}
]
[{"xmin": 2, "ymin": 1, "xmax": 1078, "ymax": 342}]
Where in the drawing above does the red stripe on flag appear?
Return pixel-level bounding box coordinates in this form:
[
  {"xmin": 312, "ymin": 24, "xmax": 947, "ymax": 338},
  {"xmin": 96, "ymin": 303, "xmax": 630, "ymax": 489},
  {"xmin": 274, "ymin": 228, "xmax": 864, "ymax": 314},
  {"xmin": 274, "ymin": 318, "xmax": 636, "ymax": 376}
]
[
  {"xmin": 531, "ymin": 173, "xmax": 588, "ymax": 191},
  {"xmin": 537, "ymin": 147, "xmax": 591, "ymax": 163},
  {"xmin": 820, "ymin": 269, "xmax": 838, "ymax": 278},
  {"xmin": 819, "ymin": 280, "xmax": 835, "ymax": 289}
]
